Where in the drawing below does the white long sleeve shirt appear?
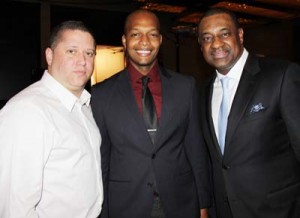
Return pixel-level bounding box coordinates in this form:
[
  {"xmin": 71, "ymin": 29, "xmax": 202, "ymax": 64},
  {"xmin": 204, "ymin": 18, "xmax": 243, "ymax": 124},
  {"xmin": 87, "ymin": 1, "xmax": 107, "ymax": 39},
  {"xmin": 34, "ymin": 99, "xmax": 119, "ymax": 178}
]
[{"xmin": 0, "ymin": 71, "xmax": 103, "ymax": 218}]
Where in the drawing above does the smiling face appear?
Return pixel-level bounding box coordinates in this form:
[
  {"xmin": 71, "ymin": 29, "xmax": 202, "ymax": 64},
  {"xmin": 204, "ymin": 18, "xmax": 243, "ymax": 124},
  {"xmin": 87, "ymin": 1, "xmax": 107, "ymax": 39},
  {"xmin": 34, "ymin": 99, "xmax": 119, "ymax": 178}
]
[
  {"xmin": 122, "ymin": 10, "xmax": 162, "ymax": 75},
  {"xmin": 46, "ymin": 29, "xmax": 96, "ymax": 97},
  {"xmin": 198, "ymin": 13, "xmax": 244, "ymax": 75}
]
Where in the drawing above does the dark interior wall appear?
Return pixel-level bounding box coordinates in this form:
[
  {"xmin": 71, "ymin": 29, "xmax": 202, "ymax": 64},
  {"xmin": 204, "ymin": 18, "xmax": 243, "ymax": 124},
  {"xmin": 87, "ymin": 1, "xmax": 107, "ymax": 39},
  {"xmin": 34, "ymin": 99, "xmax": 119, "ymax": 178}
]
[
  {"xmin": 294, "ymin": 19, "xmax": 300, "ymax": 63},
  {"xmin": 36, "ymin": 4, "xmax": 129, "ymax": 84},
  {"xmin": 0, "ymin": 2, "xmax": 128, "ymax": 105},
  {"xmin": 0, "ymin": 1, "xmax": 299, "ymax": 108},
  {"xmin": 244, "ymin": 20, "xmax": 297, "ymax": 61},
  {"xmin": 50, "ymin": 5, "xmax": 127, "ymax": 46},
  {"xmin": 176, "ymin": 19, "xmax": 300, "ymax": 83},
  {"xmin": 165, "ymin": 34, "xmax": 213, "ymax": 81},
  {"xmin": 0, "ymin": 2, "xmax": 40, "ymax": 102}
]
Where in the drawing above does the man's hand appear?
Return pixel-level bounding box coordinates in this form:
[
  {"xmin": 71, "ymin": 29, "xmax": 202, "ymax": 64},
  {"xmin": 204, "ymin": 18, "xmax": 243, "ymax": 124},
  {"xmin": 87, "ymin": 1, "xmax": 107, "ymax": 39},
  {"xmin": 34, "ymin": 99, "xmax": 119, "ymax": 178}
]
[{"xmin": 200, "ymin": 208, "xmax": 209, "ymax": 218}]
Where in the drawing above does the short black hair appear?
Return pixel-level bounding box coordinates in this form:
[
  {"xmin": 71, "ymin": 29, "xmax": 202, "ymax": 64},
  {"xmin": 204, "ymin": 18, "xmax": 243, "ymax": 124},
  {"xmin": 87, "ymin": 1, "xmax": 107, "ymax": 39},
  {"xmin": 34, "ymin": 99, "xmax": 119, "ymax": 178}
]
[{"xmin": 49, "ymin": 20, "xmax": 96, "ymax": 50}]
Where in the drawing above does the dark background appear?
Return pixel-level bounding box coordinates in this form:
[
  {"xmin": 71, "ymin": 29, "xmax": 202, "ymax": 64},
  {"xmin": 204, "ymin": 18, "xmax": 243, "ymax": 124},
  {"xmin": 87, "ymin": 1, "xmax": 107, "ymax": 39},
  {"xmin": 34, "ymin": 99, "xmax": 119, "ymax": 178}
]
[{"xmin": 0, "ymin": 0, "xmax": 299, "ymax": 108}]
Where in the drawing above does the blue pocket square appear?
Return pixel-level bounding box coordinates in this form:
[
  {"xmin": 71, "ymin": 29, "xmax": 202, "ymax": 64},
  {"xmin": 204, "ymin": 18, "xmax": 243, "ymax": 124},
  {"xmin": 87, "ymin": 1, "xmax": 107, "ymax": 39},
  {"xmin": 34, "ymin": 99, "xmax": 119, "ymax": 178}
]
[{"xmin": 250, "ymin": 103, "xmax": 266, "ymax": 114}]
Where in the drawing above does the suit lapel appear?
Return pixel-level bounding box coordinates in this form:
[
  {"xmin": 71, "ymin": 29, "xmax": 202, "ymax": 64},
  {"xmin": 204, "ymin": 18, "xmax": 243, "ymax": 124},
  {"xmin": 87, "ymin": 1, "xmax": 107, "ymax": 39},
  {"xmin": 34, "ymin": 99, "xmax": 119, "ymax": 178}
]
[
  {"xmin": 224, "ymin": 55, "xmax": 261, "ymax": 154},
  {"xmin": 117, "ymin": 70, "xmax": 154, "ymax": 149},
  {"xmin": 205, "ymin": 75, "xmax": 224, "ymax": 158},
  {"xmin": 153, "ymin": 67, "xmax": 172, "ymax": 150},
  {"xmin": 117, "ymin": 70, "xmax": 141, "ymax": 120}
]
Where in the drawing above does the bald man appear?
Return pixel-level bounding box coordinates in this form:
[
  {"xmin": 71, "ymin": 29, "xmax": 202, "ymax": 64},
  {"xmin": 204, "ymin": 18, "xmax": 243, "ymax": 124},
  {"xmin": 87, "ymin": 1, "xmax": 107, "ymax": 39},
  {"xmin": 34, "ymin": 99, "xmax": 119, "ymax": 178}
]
[{"xmin": 91, "ymin": 9, "xmax": 212, "ymax": 218}]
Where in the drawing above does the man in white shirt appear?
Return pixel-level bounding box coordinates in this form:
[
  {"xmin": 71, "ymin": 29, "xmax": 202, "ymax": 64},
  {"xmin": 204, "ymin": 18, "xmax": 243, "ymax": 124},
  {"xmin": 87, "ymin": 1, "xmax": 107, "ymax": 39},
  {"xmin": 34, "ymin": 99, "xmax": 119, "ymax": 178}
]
[{"xmin": 0, "ymin": 20, "xmax": 103, "ymax": 218}]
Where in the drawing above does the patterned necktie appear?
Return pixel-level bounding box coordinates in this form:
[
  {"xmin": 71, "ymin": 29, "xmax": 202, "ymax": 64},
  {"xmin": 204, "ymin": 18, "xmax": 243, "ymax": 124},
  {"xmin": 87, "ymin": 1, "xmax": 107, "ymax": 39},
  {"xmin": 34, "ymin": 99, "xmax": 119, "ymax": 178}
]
[
  {"xmin": 141, "ymin": 76, "xmax": 158, "ymax": 143},
  {"xmin": 218, "ymin": 77, "xmax": 230, "ymax": 154}
]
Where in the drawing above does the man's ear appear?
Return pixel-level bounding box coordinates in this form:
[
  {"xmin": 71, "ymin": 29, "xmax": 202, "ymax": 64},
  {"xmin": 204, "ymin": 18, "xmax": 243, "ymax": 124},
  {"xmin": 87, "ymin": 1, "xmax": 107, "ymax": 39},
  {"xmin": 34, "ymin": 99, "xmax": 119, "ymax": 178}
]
[
  {"xmin": 197, "ymin": 38, "xmax": 203, "ymax": 51},
  {"xmin": 121, "ymin": 35, "xmax": 126, "ymax": 50},
  {"xmin": 45, "ymin": 47, "xmax": 53, "ymax": 66},
  {"xmin": 238, "ymin": 28, "xmax": 244, "ymax": 45},
  {"xmin": 159, "ymin": 34, "xmax": 162, "ymax": 45}
]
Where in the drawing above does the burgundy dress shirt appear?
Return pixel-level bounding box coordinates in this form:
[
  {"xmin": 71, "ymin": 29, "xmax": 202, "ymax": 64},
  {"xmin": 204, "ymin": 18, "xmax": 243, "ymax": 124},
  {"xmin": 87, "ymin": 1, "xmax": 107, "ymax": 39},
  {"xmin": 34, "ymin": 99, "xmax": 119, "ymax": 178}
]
[{"xmin": 128, "ymin": 62, "xmax": 162, "ymax": 121}]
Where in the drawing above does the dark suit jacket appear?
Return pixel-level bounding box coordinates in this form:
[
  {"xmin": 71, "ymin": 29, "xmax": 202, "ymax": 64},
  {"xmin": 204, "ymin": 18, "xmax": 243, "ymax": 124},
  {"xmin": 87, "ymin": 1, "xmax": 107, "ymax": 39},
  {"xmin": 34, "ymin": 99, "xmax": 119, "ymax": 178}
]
[
  {"xmin": 91, "ymin": 67, "xmax": 211, "ymax": 218},
  {"xmin": 199, "ymin": 54, "xmax": 300, "ymax": 218}
]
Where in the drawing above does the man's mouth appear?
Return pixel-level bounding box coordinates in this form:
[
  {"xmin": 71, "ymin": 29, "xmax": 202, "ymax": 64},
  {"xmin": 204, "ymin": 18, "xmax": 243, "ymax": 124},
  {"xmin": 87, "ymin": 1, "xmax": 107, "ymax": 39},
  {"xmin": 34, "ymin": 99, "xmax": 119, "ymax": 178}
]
[
  {"xmin": 212, "ymin": 49, "xmax": 229, "ymax": 59},
  {"xmin": 136, "ymin": 49, "xmax": 151, "ymax": 56}
]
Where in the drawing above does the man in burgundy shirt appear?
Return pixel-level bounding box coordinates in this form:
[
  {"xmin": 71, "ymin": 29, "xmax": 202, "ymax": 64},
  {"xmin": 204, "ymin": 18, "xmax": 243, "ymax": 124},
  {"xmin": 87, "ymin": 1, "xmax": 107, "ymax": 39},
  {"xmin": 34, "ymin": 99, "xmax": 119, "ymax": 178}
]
[{"xmin": 91, "ymin": 9, "xmax": 211, "ymax": 218}]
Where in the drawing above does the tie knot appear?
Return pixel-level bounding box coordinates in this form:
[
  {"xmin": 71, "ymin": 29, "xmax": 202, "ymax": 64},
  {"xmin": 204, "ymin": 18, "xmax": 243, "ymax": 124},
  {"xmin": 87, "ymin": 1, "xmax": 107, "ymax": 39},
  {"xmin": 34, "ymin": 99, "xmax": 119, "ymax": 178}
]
[{"xmin": 142, "ymin": 76, "xmax": 150, "ymax": 86}]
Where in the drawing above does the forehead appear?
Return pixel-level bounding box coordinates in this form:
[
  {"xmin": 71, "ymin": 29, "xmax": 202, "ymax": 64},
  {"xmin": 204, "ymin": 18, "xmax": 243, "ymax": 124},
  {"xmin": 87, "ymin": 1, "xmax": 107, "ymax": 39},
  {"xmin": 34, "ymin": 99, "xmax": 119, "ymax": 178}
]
[
  {"xmin": 199, "ymin": 13, "xmax": 236, "ymax": 33},
  {"xmin": 126, "ymin": 12, "xmax": 159, "ymax": 31}
]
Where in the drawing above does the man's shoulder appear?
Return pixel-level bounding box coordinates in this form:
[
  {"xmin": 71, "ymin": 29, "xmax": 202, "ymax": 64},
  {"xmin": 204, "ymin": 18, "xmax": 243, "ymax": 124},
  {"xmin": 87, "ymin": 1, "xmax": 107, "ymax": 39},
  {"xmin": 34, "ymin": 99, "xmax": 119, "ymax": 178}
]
[
  {"xmin": 91, "ymin": 70, "xmax": 127, "ymax": 104},
  {"xmin": 5, "ymin": 81, "xmax": 48, "ymax": 106},
  {"xmin": 160, "ymin": 67, "xmax": 195, "ymax": 83},
  {"xmin": 246, "ymin": 55, "xmax": 300, "ymax": 84},
  {"xmin": 0, "ymin": 81, "xmax": 54, "ymax": 120},
  {"xmin": 92, "ymin": 70, "xmax": 125, "ymax": 91},
  {"xmin": 252, "ymin": 54, "xmax": 294, "ymax": 70}
]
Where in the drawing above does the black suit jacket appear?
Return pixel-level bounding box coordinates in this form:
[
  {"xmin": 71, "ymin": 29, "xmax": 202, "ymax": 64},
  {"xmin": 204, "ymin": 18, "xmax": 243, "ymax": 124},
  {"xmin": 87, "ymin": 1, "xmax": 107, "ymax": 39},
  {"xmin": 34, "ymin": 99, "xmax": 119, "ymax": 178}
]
[
  {"xmin": 199, "ymin": 54, "xmax": 300, "ymax": 218},
  {"xmin": 92, "ymin": 67, "xmax": 211, "ymax": 218}
]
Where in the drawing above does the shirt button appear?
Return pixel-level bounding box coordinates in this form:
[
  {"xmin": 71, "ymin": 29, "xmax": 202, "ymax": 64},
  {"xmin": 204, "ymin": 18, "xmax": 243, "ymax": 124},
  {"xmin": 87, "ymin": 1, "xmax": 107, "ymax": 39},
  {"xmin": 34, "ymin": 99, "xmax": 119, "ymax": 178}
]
[{"xmin": 151, "ymin": 153, "xmax": 156, "ymax": 159}]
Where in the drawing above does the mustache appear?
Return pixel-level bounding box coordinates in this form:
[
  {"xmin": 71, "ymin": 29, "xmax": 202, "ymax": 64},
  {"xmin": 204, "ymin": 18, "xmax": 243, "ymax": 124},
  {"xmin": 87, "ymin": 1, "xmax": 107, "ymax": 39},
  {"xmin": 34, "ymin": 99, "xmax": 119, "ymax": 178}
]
[{"xmin": 210, "ymin": 46, "xmax": 230, "ymax": 55}]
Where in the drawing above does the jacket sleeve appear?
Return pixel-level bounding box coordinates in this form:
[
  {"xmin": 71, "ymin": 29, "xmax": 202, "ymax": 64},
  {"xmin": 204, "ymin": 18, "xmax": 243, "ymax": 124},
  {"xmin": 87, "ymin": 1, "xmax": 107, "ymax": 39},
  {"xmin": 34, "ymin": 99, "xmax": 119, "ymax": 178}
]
[
  {"xmin": 280, "ymin": 62, "xmax": 300, "ymax": 162},
  {"xmin": 184, "ymin": 78, "xmax": 213, "ymax": 208},
  {"xmin": 91, "ymin": 85, "xmax": 111, "ymax": 218}
]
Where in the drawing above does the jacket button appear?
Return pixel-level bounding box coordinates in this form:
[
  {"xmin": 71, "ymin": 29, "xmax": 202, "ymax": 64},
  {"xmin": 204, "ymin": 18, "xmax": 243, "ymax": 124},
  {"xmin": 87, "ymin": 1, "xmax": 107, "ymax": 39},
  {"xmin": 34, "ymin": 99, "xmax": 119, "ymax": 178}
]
[
  {"xmin": 147, "ymin": 182, "xmax": 153, "ymax": 187},
  {"xmin": 222, "ymin": 164, "xmax": 230, "ymax": 170},
  {"xmin": 151, "ymin": 153, "xmax": 156, "ymax": 159}
]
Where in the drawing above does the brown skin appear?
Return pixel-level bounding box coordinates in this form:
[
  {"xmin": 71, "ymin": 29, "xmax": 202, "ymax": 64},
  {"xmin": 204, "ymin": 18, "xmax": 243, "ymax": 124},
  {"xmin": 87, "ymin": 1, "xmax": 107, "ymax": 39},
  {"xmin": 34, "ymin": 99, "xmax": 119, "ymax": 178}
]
[
  {"xmin": 198, "ymin": 13, "xmax": 244, "ymax": 75},
  {"xmin": 123, "ymin": 10, "xmax": 209, "ymax": 218},
  {"xmin": 122, "ymin": 10, "xmax": 162, "ymax": 75},
  {"xmin": 197, "ymin": 13, "xmax": 243, "ymax": 217},
  {"xmin": 200, "ymin": 208, "xmax": 208, "ymax": 218}
]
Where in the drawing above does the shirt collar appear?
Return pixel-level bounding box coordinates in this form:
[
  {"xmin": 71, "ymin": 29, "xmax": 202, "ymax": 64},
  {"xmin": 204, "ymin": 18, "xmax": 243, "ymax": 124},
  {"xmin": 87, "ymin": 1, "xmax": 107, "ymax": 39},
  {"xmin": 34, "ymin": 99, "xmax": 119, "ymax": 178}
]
[
  {"xmin": 41, "ymin": 70, "xmax": 91, "ymax": 112},
  {"xmin": 128, "ymin": 61, "xmax": 160, "ymax": 83},
  {"xmin": 217, "ymin": 48, "xmax": 249, "ymax": 81}
]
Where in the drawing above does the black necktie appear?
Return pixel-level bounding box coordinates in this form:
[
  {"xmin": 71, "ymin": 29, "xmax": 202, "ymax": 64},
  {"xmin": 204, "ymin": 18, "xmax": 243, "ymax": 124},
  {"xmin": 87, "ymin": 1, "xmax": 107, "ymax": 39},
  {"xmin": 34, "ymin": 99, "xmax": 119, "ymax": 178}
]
[{"xmin": 141, "ymin": 76, "xmax": 158, "ymax": 143}]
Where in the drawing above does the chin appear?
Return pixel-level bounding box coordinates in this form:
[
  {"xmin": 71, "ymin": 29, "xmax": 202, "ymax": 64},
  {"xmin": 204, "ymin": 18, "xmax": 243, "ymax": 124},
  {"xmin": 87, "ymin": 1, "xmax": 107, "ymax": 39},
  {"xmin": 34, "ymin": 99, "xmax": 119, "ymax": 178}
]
[
  {"xmin": 138, "ymin": 62, "xmax": 153, "ymax": 67},
  {"xmin": 213, "ymin": 60, "xmax": 230, "ymax": 69}
]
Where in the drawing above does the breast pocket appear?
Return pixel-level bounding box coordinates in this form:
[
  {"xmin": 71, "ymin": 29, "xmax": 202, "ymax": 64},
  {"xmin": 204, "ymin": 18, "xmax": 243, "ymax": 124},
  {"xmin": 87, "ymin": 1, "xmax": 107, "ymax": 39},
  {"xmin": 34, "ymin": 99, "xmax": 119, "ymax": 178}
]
[{"xmin": 240, "ymin": 104, "xmax": 270, "ymax": 123}]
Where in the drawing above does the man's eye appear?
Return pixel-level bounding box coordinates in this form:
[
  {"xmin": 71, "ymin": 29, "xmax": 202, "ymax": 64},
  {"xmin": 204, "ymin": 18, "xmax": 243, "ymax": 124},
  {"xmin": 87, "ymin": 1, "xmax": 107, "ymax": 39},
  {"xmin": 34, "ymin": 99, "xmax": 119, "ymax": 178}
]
[
  {"xmin": 86, "ymin": 51, "xmax": 95, "ymax": 58},
  {"xmin": 221, "ymin": 32, "xmax": 231, "ymax": 38},
  {"xmin": 202, "ymin": 36, "xmax": 213, "ymax": 42},
  {"xmin": 149, "ymin": 33, "xmax": 159, "ymax": 38},
  {"xmin": 67, "ymin": 49, "xmax": 77, "ymax": 54},
  {"xmin": 130, "ymin": 33, "xmax": 140, "ymax": 37}
]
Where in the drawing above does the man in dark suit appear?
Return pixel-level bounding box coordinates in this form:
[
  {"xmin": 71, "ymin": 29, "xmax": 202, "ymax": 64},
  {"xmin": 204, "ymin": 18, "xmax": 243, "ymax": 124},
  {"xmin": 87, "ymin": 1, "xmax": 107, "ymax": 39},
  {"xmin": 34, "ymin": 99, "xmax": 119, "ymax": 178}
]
[
  {"xmin": 197, "ymin": 7, "xmax": 300, "ymax": 218},
  {"xmin": 91, "ymin": 9, "xmax": 211, "ymax": 218}
]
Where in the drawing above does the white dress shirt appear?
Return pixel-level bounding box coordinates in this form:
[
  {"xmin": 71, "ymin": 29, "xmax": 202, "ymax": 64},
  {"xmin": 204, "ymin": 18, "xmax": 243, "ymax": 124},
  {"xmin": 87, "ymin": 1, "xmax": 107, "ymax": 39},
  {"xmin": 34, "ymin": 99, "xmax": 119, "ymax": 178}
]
[
  {"xmin": 0, "ymin": 71, "xmax": 103, "ymax": 218},
  {"xmin": 212, "ymin": 49, "xmax": 249, "ymax": 141}
]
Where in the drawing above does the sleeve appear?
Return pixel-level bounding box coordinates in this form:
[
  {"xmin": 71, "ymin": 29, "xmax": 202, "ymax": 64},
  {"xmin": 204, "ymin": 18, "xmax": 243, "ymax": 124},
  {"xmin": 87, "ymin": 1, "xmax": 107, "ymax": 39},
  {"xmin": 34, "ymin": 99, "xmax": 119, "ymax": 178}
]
[
  {"xmin": 184, "ymin": 78, "xmax": 212, "ymax": 209},
  {"xmin": 280, "ymin": 62, "xmax": 300, "ymax": 162},
  {"xmin": 0, "ymin": 100, "xmax": 52, "ymax": 218}
]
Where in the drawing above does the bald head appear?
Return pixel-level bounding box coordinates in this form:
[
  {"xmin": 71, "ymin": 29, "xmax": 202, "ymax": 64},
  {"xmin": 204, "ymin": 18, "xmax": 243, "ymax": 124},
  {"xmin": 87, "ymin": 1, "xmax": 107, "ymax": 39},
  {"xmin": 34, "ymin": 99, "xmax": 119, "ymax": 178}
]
[
  {"xmin": 121, "ymin": 9, "xmax": 162, "ymax": 75},
  {"xmin": 124, "ymin": 9, "xmax": 160, "ymax": 35}
]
